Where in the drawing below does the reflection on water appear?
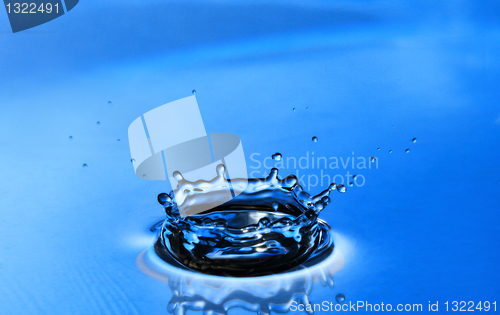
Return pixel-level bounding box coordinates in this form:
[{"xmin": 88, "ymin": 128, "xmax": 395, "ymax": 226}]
[{"xmin": 137, "ymin": 232, "xmax": 347, "ymax": 315}]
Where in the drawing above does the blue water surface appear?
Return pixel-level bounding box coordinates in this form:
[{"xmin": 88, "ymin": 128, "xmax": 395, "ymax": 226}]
[{"xmin": 0, "ymin": 0, "xmax": 499, "ymax": 314}]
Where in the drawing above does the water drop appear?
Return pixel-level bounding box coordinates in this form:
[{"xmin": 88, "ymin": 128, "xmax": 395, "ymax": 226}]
[
  {"xmin": 82, "ymin": 163, "xmax": 88, "ymax": 168},
  {"xmin": 377, "ymin": 147, "xmax": 380, "ymax": 151},
  {"xmin": 312, "ymin": 136, "xmax": 318, "ymax": 143},
  {"xmin": 412, "ymin": 138, "xmax": 417, "ymax": 143},
  {"xmin": 306, "ymin": 106, "xmax": 309, "ymax": 110},
  {"xmin": 131, "ymin": 158, "xmax": 135, "ymax": 163},
  {"xmin": 69, "ymin": 136, "xmax": 73, "ymax": 140},
  {"xmin": 370, "ymin": 157, "xmax": 376, "ymax": 163},
  {"xmin": 352, "ymin": 175, "xmax": 357, "ymax": 179},
  {"xmin": 258, "ymin": 218, "xmax": 270, "ymax": 228},
  {"xmin": 293, "ymin": 108, "xmax": 296, "ymax": 111},
  {"xmin": 117, "ymin": 139, "xmax": 121, "ymax": 142},
  {"xmin": 108, "ymin": 101, "xmax": 112, "ymax": 105},
  {"xmin": 389, "ymin": 150, "xmax": 392, "ymax": 153},
  {"xmin": 192, "ymin": 90, "xmax": 196, "ymax": 95},
  {"xmin": 157, "ymin": 193, "xmax": 172, "ymax": 205},
  {"xmin": 337, "ymin": 184, "xmax": 346, "ymax": 193},
  {"xmin": 272, "ymin": 153, "xmax": 282, "ymax": 161},
  {"xmin": 96, "ymin": 121, "xmax": 100, "ymax": 125},
  {"xmin": 272, "ymin": 202, "xmax": 279, "ymax": 211},
  {"xmin": 329, "ymin": 183, "xmax": 337, "ymax": 191},
  {"xmin": 336, "ymin": 293, "xmax": 345, "ymax": 304},
  {"xmin": 348, "ymin": 182, "xmax": 353, "ymax": 187},
  {"xmin": 405, "ymin": 148, "xmax": 410, "ymax": 153}
]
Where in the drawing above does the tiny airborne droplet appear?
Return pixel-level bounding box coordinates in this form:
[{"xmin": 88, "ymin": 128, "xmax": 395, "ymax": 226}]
[
  {"xmin": 406, "ymin": 149, "xmax": 410, "ymax": 153},
  {"xmin": 412, "ymin": 138, "xmax": 417, "ymax": 143},
  {"xmin": 370, "ymin": 157, "xmax": 376, "ymax": 162},
  {"xmin": 293, "ymin": 108, "xmax": 296, "ymax": 111},
  {"xmin": 82, "ymin": 163, "xmax": 88, "ymax": 168},
  {"xmin": 96, "ymin": 121, "xmax": 100, "ymax": 125},
  {"xmin": 108, "ymin": 101, "xmax": 112, "ymax": 105},
  {"xmin": 337, "ymin": 184, "xmax": 346, "ymax": 193},
  {"xmin": 312, "ymin": 137, "xmax": 318, "ymax": 143},
  {"xmin": 389, "ymin": 150, "xmax": 392, "ymax": 153},
  {"xmin": 348, "ymin": 182, "xmax": 353, "ymax": 187},
  {"xmin": 272, "ymin": 153, "xmax": 282, "ymax": 161},
  {"xmin": 117, "ymin": 139, "xmax": 121, "ymax": 142},
  {"xmin": 69, "ymin": 136, "xmax": 73, "ymax": 140},
  {"xmin": 336, "ymin": 293, "xmax": 346, "ymax": 304},
  {"xmin": 192, "ymin": 90, "xmax": 196, "ymax": 95},
  {"xmin": 377, "ymin": 147, "xmax": 380, "ymax": 151}
]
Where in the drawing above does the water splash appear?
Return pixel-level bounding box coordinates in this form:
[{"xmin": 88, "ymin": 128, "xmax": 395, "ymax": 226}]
[{"xmin": 156, "ymin": 165, "xmax": 342, "ymax": 276}]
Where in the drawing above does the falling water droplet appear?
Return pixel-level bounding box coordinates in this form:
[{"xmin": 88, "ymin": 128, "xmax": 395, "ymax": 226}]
[
  {"xmin": 337, "ymin": 184, "xmax": 346, "ymax": 193},
  {"xmin": 293, "ymin": 108, "xmax": 296, "ymax": 111},
  {"xmin": 272, "ymin": 153, "xmax": 282, "ymax": 161},
  {"xmin": 272, "ymin": 202, "xmax": 279, "ymax": 211},
  {"xmin": 377, "ymin": 147, "xmax": 380, "ymax": 151},
  {"xmin": 412, "ymin": 138, "xmax": 417, "ymax": 143},
  {"xmin": 96, "ymin": 121, "xmax": 100, "ymax": 125},
  {"xmin": 131, "ymin": 159, "xmax": 135, "ymax": 163},
  {"xmin": 117, "ymin": 139, "xmax": 121, "ymax": 142},
  {"xmin": 370, "ymin": 157, "xmax": 376, "ymax": 163},
  {"xmin": 69, "ymin": 136, "xmax": 73, "ymax": 140},
  {"xmin": 312, "ymin": 137, "xmax": 318, "ymax": 143},
  {"xmin": 348, "ymin": 182, "xmax": 353, "ymax": 187},
  {"xmin": 336, "ymin": 293, "xmax": 346, "ymax": 304},
  {"xmin": 192, "ymin": 90, "xmax": 196, "ymax": 95},
  {"xmin": 405, "ymin": 148, "xmax": 410, "ymax": 153},
  {"xmin": 82, "ymin": 163, "xmax": 88, "ymax": 168},
  {"xmin": 389, "ymin": 150, "xmax": 392, "ymax": 153},
  {"xmin": 306, "ymin": 106, "xmax": 309, "ymax": 110},
  {"xmin": 108, "ymin": 101, "xmax": 112, "ymax": 105},
  {"xmin": 352, "ymin": 175, "xmax": 357, "ymax": 179}
]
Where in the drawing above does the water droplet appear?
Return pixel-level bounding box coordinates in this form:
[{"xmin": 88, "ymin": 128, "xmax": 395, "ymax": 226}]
[
  {"xmin": 131, "ymin": 158, "xmax": 135, "ymax": 163},
  {"xmin": 117, "ymin": 139, "xmax": 121, "ymax": 142},
  {"xmin": 96, "ymin": 121, "xmax": 100, "ymax": 125},
  {"xmin": 377, "ymin": 147, "xmax": 380, "ymax": 151},
  {"xmin": 337, "ymin": 184, "xmax": 346, "ymax": 193},
  {"xmin": 348, "ymin": 182, "xmax": 353, "ymax": 187},
  {"xmin": 329, "ymin": 183, "xmax": 337, "ymax": 191},
  {"xmin": 306, "ymin": 106, "xmax": 309, "ymax": 110},
  {"xmin": 272, "ymin": 153, "xmax": 282, "ymax": 161},
  {"xmin": 157, "ymin": 193, "xmax": 172, "ymax": 205},
  {"xmin": 352, "ymin": 175, "xmax": 357, "ymax": 179},
  {"xmin": 108, "ymin": 101, "xmax": 112, "ymax": 105},
  {"xmin": 370, "ymin": 157, "xmax": 376, "ymax": 162},
  {"xmin": 192, "ymin": 90, "xmax": 196, "ymax": 95},
  {"xmin": 405, "ymin": 149, "xmax": 410, "ymax": 153},
  {"xmin": 293, "ymin": 108, "xmax": 296, "ymax": 111},
  {"xmin": 336, "ymin": 293, "xmax": 345, "ymax": 304},
  {"xmin": 389, "ymin": 150, "xmax": 392, "ymax": 153},
  {"xmin": 272, "ymin": 202, "xmax": 279, "ymax": 211},
  {"xmin": 312, "ymin": 136, "xmax": 318, "ymax": 143},
  {"xmin": 258, "ymin": 218, "xmax": 270, "ymax": 228},
  {"xmin": 69, "ymin": 136, "xmax": 73, "ymax": 140},
  {"xmin": 412, "ymin": 138, "xmax": 417, "ymax": 143},
  {"xmin": 183, "ymin": 189, "xmax": 190, "ymax": 193},
  {"xmin": 142, "ymin": 174, "xmax": 147, "ymax": 178},
  {"xmin": 82, "ymin": 163, "xmax": 88, "ymax": 168}
]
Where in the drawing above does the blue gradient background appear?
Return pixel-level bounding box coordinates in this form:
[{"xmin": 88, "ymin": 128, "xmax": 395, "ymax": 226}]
[{"xmin": 0, "ymin": 0, "xmax": 499, "ymax": 313}]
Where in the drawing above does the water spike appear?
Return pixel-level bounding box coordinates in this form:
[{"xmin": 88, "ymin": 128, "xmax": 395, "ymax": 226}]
[
  {"xmin": 215, "ymin": 164, "xmax": 226, "ymax": 177},
  {"xmin": 283, "ymin": 175, "xmax": 298, "ymax": 190},
  {"xmin": 173, "ymin": 171, "xmax": 184, "ymax": 182}
]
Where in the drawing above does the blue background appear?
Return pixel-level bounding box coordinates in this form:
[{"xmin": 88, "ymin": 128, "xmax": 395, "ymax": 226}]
[{"xmin": 0, "ymin": 0, "xmax": 499, "ymax": 313}]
